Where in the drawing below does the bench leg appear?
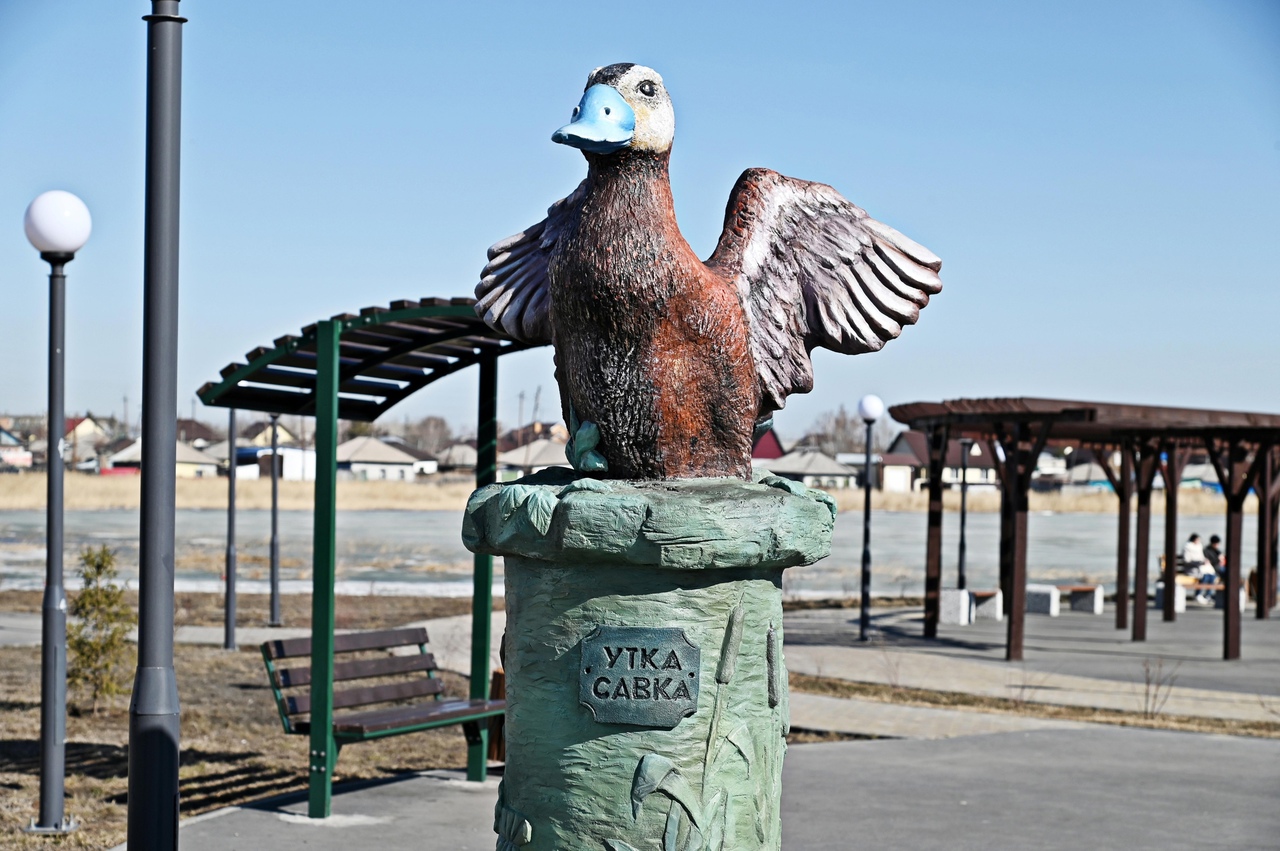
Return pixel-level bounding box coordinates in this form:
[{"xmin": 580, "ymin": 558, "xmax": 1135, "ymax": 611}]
[
  {"xmin": 463, "ymin": 721, "xmax": 488, "ymax": 782},
  {"xmin": 308, "ymin": 735, "xmax": 338, "ymax": 818}
]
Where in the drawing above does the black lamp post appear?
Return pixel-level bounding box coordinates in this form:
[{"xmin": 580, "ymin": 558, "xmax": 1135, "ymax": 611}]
[
  {"xmin": 225, "ymin": 408, "xmax": 237, "ymax": 650},
  {"xmin": 269, "ymin": 414, "xmax": 282, "ymax": 626},
  {"xmin": 857, "ymin": 394, "xmax": 884, "ymax": 642},
  {"xmin": 129, "ymin": 2, "xmax": 185, "ymax": 847},
  {"xmin": 24, "ymin": 189, "xmax": 92, "ymax": 835},
  {"xmin": 958, "ymin": 437, "xmax": 975, "ymax": 591}
]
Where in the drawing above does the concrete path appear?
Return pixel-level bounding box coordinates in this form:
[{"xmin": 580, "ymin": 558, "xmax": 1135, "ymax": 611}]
[
  {"xmin": 789, "ymin": 691, "xmax": 1088, "ymax": 739},
  {"xmin": 0, "ymin": 611, "xmax": 42, "ymax": 645},
  {"xmin": 785, "ymin": 606, "xmax": 1280, "ymax": 722},
  {"xmin": 162, "ymin": 725, "xmax": 1280, "ymax": 851},
  {"xmin": 784, "ymin": 642, "xmax": 1276, "ymax": 722}
]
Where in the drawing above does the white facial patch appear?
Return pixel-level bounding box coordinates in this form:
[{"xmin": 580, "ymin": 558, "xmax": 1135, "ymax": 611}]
[{"xmin": 598, "ymin": 65, "xmax": 675, "ymax": 154}]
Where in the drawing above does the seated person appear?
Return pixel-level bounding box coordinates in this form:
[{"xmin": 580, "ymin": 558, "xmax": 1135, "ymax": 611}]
[
  {"xmin": 1204, "ymin": 535, "xmax": 1224, "ymax": 579},
  {"xmin": 1180, "ymin": 533, "xmax": 1217, "ymax": 603}
]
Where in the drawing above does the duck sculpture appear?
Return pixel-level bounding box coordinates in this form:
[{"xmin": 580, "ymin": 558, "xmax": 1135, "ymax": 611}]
[{"xmin": 476, "ymin": 64, "xmax": 942, "ymax": 481}]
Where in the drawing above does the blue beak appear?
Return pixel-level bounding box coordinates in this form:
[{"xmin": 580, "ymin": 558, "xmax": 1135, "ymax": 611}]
[{"xmin": 552, "ymin": 84, "xmax": 635, "ymax": 154}]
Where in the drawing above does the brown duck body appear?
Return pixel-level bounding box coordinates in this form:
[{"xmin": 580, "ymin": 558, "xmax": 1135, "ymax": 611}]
[{"xmin": 548, "ymin": 149, "xmax": 759, "ymax": 480}]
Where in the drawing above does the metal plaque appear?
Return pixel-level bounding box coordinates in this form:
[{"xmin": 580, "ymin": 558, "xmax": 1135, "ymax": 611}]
[{"xmin": 579, "ymin": 625, "xmax": 700, "ymax": 727}]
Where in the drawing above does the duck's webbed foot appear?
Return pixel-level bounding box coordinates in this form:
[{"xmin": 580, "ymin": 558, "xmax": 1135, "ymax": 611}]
[{"xmin": 567, "ymin": 403, "xmax": 608, "ymax": 473}]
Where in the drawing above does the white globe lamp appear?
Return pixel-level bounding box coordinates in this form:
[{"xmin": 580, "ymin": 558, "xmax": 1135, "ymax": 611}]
[
  {"xmin": 25, "ymin": 190, "xmax": 92, "ymax": 256},
  {"xmin": 857, "ymin": 393, "xmax": 885, "ymax": 424}
]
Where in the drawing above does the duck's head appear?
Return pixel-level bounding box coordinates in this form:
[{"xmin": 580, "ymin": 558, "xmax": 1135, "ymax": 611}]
[{"xmin": 552, "ymin": 64, "xmax": 674, "ymax": 156}]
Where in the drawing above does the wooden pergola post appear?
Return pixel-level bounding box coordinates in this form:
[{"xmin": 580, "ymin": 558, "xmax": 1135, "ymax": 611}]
[
  {"xmin": 467, "ymin": 357, "xmax": 498, "ymax": 781},
  {"xmin": 1131, "ymin": 438, "xmax": 1161, "ymax": 642},
  {"xmin": 1095, "ymin": 444, "xmax": 1133, "ymax": 630},
  {"xmin": 1258, "ymin": 447, "xmax": 1278, "ymax": 620},
  {"xmin": 987, "ymin": 436, "xmax": 1014, "ymax": 616},
  {"xmin": 993, "ymin": 422, "xmax": 1049, "ymax": 662},
  {"xmin": 1205, "ymin": 437, "xmax": 1270, "ymax": 660},
  {"xmin": 922, "ymin": 424, "xmax": 947, "ymax": 638},
  {"xmin": 1160, "ymin": 443, "xmax": 1190, "ymax": 622}
]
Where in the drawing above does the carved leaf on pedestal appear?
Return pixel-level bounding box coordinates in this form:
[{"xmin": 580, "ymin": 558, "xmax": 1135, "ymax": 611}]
[
  {"xmin": 630, "ymin": 754, "xmax": 702, "ymax": 827},
  {"xmin": 523, "ymin": 488, "xmax": 558, "ymax": 535}
]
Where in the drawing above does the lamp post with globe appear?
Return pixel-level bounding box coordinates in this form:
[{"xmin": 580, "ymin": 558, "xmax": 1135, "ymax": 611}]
[
  {"xmin": 24, "ymin": 189, "xmax": 92, "ymax": 835},
  {"xmin": 857, "ymin": 394, "xmax": 884, "ymax": 641}
]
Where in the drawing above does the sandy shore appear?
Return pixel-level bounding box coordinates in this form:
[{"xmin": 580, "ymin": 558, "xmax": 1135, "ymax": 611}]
[{"xmin": 0, "ymin": 472, "xmax": 1246, "ymax": 515}]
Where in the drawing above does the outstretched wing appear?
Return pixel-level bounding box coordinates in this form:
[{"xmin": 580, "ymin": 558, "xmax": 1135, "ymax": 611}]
[
  {"xmin": 706, "ymin": 168, "xmax": 943, "ymax": 415},
  {"xmin": 474, "ymin": 181, "xmax": 586, "ymax": 343}
]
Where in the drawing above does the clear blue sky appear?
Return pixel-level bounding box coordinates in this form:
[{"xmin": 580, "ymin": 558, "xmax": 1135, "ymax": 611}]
[{"xmin": 2, "ymin": 1, "xmax": 1278, "ymax": 439}]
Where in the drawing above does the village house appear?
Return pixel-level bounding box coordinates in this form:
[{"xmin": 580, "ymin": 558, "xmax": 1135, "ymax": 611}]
[
  {"xmin": 336, "ymin": 436, "xmax": 418, "ymax": 481},
  {"xmin": 880, "ymin": 430, "xmax": 1001, "ymax": 493},
  {"xmin": 107, "ymin": 439, "xmax": 220, "ymax": 478},
  {"xmin": 0, "ymin": 424, "xmax": 32, "ymax": 469}
]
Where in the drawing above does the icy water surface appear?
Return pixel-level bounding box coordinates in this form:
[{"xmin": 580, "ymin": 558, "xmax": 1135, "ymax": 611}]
[{"xmin": 0, "ymin": 507, "xmax": 1255, "ymax": 598}]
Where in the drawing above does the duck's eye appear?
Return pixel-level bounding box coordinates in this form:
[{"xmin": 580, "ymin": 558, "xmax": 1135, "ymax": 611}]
[
  {"xmin": 639, "ymin": 81, "xmax": 657, "ymax": 98},
  {"xmin": 572, "ymin": 106, "xmax": 580, "ymax": 118}
]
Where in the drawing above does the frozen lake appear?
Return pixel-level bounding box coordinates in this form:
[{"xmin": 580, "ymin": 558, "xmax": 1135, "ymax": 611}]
[{"xmin": 0, "ymin": 507, "xmax": 1255, "ymax": 599}]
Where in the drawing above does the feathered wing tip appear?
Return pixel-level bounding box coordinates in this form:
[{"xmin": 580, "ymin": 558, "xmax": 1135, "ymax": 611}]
[
  {"xmin": 474, "ymin": 182, "xmax": 587, "ymax": 344},
  {"xmin": 707, "ymin": 168, "xmax": 942, "ymax": 415}
]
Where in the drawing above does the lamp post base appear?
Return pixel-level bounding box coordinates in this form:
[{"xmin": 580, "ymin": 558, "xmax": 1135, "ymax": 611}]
[
  {"xmin": 25, "ymin": 817, "xmax": 79, "ymax": 835},
  {"xmin": 464, "ymin": 469, "xmax": 834, "ymax": 851}
]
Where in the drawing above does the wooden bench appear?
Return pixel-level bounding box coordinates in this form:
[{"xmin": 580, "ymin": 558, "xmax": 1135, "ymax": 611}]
[
  {"xmin": 261, "ymin": 627, "xmax": 505, "ymax": 813},
  {"xmin": 1056, "ymin": 584, "xmax": 1103, "ymax": 615},
  {"xmin": 970, "ymin": 589, "xmax": 1004, "ymax": 621},
  {"xmin": 1186, "ymin": 583, "xmax": 1246, "ymax": 612}
]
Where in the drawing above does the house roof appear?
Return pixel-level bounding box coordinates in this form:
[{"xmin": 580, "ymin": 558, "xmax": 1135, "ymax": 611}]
[
  {"xmin": 379, "ymin": 436, "xmax": 437, "ymax": 462},
  {"xmin": 756, "ymin": 449, "xmax": 856, "ymax": 477},
  {"xmin": 0, "ymin": 426, "xmax": 21, "ymax": 447},
  {"xmin": 437, "ymin": 443, "xmax": 478, "ymax": 468},
  {"xmin": 336, "ymin": 436, "xmax": 417, "ymax": 465},
  {"xmin": 879, "ymin": 452, "xmax": 922, "ymax": 467},
  {"xmin": 886, "ymin": 430, "xmax": 999, "ymax": 469},
  {"xmin": 240, "ymin": 420, "xmax": 295, "ymax": 442},
  {"xmin": 752, "ymin": 428, "xmax": 786, "ymax": 460},
  {"xmin": 440, "ymin": 440, "xmax": 481, "ymax": 468},
  {"xmin": 110, "ymin": 440, "xmax": 219, "ymax": 466},
  {"xmin": 498, "ymin": 438, "xmax": 569, "ymax": 468},
  {"xmin": 175, "ymin": 418, "xmax": 219, "ymax": 443},
  {"xmin": 64, "ymin": 416, "xmax": 106, "ymax": 437}
]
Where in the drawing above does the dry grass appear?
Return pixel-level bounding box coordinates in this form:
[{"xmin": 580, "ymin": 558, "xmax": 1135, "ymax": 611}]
[
  {"xmin": 0, "ymin": 643, "xmax": 478, "ymax": 850},
  {"xmin": 0, "ymin": 474, "xmax": 475, "ymax": 512},
  {"xmin": 1, "ymin": 473, "xmax": 1248, "ymax": 515},
  {"xmin": 0, "ymin": 591, "xmax": 488, "ymax": 630},
  {"xmin": 788, "ymin": 672, "xmax": 1280, "ymax": 739},
  {"xmin": 827, "ymin": 487, "xmax": 1245, "ymax": 515}
]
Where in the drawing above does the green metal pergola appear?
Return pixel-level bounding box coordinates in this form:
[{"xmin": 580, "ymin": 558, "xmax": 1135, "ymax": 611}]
[{"xmin": 197, "ymin": 296, "xmax": 539, "ymax": 812}]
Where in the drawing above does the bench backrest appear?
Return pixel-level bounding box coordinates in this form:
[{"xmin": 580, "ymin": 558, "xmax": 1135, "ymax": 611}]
[{"xmin": 261, "ymin": 627, "xmax": 443, "ymax": 734}]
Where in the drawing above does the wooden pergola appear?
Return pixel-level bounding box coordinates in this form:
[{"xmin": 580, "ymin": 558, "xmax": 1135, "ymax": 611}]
[
  {"xmin": 197, "ymin": 297, "xmax": 540, "ymax": 814},
  {"xmin": 890, "ymin": 398, "xmax": 1280, "ymax": 661}
]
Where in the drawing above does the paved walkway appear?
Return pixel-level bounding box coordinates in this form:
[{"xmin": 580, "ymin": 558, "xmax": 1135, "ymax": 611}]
[
  {"xmin": 0, "ymin": 611, "xmax": 42, "ymax": 645},
  {"xmin": 156, "ymin": 726, "xmax": 1280, "ymax": 851},
  {"xmin": 789, "ymin": 692, "xmax": 1088, "ymax": 739},
  {"xmin": 785, "ymin": 606, "xmax": 1280, "ymax": 722},
  {"xmin": 14, "ymin": 599, "xmax": 1277, "ymax": 848}
]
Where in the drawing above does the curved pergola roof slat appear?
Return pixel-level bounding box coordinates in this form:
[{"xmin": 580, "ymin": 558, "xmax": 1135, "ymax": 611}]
[{"xmin": 197, "ymin": 297, "xmax": 539, "ymax": 421}]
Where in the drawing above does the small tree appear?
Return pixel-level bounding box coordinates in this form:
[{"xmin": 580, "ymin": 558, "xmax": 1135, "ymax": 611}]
[{"xmin": 68, "ymin": 546, "xmax": 135, "ymax": 714}]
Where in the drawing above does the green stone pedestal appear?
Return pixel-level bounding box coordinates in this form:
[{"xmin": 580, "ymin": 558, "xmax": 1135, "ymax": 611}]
[{"xmin": 463, "ymin": 469, "xmax": 834, "ymax": 851}]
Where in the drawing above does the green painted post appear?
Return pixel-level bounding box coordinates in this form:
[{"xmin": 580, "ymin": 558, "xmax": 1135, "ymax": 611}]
[
  {"xmin": 467, "ymin": 356, "xmax": 498, "ymax": 781},
  {"xmin": 308, "ymin": 319, "xmax": 340, "ymax": 817}
]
